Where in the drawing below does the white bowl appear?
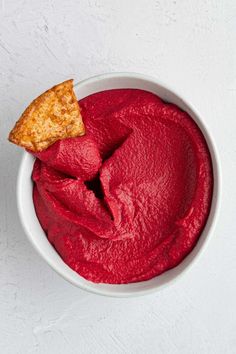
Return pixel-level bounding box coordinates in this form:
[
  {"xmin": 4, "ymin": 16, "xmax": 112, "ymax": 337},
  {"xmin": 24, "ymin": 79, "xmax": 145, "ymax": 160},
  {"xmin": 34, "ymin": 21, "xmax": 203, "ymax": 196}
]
[{"xmin": 17, "ymin": 73, "xmax": 221, "ymax": 297}]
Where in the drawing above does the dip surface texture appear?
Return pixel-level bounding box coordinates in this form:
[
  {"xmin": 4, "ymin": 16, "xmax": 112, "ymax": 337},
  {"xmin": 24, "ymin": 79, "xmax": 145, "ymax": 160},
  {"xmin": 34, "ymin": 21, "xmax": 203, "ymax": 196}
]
[{"xmin": 32, "ymin": 89, "xmax": 213, "ymax": 284}]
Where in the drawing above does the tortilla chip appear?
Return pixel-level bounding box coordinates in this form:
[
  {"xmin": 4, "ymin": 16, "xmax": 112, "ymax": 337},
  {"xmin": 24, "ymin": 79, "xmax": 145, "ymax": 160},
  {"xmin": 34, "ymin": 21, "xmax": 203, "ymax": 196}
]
[{"xmin": 8, "ymin": 79, "xmax": 85, "ymax": 152}]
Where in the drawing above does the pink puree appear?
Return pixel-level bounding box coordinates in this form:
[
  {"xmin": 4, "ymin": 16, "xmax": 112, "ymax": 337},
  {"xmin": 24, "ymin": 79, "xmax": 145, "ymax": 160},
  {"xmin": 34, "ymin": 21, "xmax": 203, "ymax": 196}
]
[{"xmin": 32, "ymin": 89, "xmax": 213, "ymax": 284}]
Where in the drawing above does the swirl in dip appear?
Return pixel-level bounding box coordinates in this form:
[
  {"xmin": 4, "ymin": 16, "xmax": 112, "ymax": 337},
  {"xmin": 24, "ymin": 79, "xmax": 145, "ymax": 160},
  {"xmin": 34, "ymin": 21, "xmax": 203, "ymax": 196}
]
[{"xmin": 32, "ymin": 89, "xmax": 213, "ymax": 284}]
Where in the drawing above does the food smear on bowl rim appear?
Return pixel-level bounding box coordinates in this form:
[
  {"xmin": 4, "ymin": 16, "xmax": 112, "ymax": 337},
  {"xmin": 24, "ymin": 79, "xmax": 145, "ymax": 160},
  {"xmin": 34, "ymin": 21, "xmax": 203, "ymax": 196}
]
[{"xmin": 31, "ymin": 88, "xmax": 213, "ymax": 284}]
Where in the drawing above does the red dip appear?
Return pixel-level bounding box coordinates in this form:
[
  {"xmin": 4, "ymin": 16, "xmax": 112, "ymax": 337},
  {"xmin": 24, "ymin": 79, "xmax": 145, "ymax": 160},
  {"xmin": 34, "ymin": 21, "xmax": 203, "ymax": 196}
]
[{"xmin": 32, "ymin": 89, "xmax": 213, "ymax": 284}]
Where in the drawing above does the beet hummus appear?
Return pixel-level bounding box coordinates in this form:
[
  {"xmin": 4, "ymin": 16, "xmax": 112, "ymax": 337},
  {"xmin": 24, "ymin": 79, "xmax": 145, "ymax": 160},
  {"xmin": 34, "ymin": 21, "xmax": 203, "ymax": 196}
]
[{"xmin": 32, "ymin": 89, "xmax": 213, "ymax": 284}]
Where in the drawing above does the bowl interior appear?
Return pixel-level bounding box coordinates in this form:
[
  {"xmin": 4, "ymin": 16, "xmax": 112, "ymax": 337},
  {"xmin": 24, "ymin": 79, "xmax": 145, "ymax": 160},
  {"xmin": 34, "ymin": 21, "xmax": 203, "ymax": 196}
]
[{"xmin": 17, "ymin": 73, "xmax": 220, "ymax": 297}]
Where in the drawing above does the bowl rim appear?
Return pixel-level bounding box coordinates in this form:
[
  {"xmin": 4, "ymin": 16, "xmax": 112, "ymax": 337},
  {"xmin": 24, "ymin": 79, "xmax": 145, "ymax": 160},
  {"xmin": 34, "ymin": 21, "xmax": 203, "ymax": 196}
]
[{"xmin": 17, "ymin": 72, "xmax": 221, "ymax": 297}]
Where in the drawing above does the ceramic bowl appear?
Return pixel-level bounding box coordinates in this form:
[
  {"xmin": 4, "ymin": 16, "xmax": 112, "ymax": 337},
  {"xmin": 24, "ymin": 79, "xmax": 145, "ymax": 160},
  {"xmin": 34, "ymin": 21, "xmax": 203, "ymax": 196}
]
[{"xmin": 17, "ymin": 72, "xmax": 221, "ymax": 297}]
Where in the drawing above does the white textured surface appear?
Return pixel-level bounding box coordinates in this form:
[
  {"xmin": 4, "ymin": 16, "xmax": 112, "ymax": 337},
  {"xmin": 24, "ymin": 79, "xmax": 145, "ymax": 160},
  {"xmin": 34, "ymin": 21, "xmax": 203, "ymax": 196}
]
[{"xmin": 0, "ymin": 1, "xmax": 235, "ymax": 353}]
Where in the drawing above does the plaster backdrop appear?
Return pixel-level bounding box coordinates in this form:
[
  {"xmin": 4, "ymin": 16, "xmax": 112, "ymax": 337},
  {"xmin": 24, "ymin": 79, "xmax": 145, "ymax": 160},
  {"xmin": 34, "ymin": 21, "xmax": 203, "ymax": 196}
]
[{"xmin": 1, "ymin": 1, "xmax": 235, "ymax": 353}]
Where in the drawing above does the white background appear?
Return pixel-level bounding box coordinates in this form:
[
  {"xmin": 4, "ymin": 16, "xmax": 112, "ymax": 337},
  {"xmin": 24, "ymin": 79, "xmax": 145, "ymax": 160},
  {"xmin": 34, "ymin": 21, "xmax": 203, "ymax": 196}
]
[{"xmin": 1, "ymin": 1, "xmax": 235, "ymax": 353}]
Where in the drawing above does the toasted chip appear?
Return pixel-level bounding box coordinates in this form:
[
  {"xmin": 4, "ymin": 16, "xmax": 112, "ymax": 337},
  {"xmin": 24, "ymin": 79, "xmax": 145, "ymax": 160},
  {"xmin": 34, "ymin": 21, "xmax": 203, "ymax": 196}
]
[{"xmin": 8, "ymin": 79, "xmax": 85, "ymax": 152}]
